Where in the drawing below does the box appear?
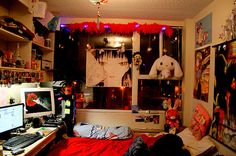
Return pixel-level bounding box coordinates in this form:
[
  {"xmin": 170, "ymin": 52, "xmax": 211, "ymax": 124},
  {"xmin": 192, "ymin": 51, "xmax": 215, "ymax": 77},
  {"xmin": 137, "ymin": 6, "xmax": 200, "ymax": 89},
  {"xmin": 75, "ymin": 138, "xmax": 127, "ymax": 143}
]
[
  {"xmin": 33, "ymin": 34, "xmax": 44, "ymax": 46},
  {"xmin": 32, "ymin": 1, "xmax": 47, "ymax": 19},
  {"xmin": 42, "ymin": 60, "xmax": 52, "ymax": 70}
]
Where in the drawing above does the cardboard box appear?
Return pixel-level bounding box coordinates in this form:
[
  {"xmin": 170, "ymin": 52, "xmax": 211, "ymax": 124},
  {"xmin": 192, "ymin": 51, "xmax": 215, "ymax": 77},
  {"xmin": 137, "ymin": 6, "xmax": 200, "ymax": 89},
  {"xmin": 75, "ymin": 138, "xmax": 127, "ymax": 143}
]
[
  {"xmin": 42, "ymin": 60, "xmax": 52, "ymax": 70},
  {"xmin": 33, "ymin": 34, "xmax": 44, "ymax": 46}
]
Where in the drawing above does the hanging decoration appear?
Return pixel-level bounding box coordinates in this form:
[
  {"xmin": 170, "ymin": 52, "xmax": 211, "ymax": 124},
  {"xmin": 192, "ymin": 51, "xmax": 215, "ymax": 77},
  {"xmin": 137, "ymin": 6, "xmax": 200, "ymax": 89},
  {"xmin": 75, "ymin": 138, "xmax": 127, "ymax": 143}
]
[
  {"xmin": 219, "ymin": 0, "xmax": 236, "ymax": 41},
  {"xmin": 89, "ymin": 0, "xmax": 108, "ymax": 30},
  {"xmin": 66, "ymin": 22, "xmax": 173, "ymax": 36}
]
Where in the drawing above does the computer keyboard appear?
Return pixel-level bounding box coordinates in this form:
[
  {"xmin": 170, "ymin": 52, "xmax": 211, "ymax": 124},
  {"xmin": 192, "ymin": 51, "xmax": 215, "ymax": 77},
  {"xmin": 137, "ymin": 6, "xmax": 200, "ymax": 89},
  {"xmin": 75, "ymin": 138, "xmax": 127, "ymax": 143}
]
[{"xmin": 2, "ymin": 133, "xmax": 43, "ymax": 150}]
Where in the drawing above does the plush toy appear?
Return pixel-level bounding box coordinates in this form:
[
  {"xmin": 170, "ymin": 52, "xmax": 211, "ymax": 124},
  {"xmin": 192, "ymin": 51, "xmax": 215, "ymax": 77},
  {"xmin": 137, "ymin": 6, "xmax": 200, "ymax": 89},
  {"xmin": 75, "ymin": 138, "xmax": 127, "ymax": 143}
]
[
  {"xmin": 165, "ymin": 98, "xmax": 181, "ymax": 133},
  {"xmin": 149, "ymin": 55, "xmax": 183, "ymax": 79}
]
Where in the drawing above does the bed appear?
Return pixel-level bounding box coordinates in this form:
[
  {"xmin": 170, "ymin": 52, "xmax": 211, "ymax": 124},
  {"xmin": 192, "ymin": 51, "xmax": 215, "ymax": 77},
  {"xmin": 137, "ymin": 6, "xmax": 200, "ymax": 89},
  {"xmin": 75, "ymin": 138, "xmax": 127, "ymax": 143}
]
[
  {"xmin": 47, "ymin": 133, "xmax": 163, "ymax": 156},
  {"xmin": 48, "ymin": 103, "xmax": 218, "ymax": 156},
  {"xmin": 47, "ymin": 128, "xmax": 216, "ymax": 156}
]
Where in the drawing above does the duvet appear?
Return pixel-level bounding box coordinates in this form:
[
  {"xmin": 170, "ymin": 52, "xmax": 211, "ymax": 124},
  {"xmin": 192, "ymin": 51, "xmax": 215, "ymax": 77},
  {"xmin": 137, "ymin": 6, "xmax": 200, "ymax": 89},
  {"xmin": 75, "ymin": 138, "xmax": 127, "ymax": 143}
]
[{"xmin": 47, "ymin": 134, "xmax": 163, "ymax": 156}]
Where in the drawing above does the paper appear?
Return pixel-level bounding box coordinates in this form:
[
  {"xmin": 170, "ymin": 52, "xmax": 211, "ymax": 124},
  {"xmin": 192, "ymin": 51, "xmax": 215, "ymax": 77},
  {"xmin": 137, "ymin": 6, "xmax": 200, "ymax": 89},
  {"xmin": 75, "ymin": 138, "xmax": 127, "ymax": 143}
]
[
  {"xmin": 65, "ymin": 100, "xmax": 71, "ymax": 107},
  {"xmin": 65, "ymin": 108, "xmax": 70, "ymax": 114}
]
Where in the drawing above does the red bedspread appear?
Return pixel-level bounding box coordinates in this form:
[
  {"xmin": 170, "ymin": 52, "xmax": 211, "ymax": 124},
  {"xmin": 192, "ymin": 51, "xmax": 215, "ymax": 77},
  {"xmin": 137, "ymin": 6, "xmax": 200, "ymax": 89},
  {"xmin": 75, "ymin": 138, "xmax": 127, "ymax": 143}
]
[{"xmin": 48, "ymin": 134, "xmax": 162, "ymax": 156}]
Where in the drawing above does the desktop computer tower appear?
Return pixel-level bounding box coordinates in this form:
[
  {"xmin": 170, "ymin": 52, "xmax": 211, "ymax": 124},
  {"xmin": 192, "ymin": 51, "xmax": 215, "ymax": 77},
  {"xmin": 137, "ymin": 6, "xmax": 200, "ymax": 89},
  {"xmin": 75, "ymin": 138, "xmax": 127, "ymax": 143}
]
[{"xmin": 40, "ymin": 81, "xmax": 76, "ymax": 136}]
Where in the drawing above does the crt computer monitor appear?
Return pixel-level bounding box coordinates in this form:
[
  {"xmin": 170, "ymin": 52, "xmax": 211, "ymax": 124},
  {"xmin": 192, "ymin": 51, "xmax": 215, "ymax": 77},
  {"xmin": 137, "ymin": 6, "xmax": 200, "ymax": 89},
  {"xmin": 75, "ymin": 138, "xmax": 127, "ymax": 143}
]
[
  {"xmin": 40, "ymin": 81, "xmax": 66, "ymax": 117},
  {"xmin": 20, "ymin": 88, "xmax": 55, "ymax": 118},
  {"xmin": 0, "ymin": 103, "xmax": 24, "ymax": 139}
]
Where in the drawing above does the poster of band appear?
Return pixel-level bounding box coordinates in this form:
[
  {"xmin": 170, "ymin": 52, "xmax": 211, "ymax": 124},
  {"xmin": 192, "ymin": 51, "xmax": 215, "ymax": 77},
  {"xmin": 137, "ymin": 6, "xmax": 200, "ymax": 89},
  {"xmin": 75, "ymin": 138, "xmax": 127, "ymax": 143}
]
[
  {"xmin": 210, "ymin": 40, "xmax": 236, "ymax": 151},
  {"xmin": 193, "ymin": 46, "xmax": 210, "ymax": 102}
]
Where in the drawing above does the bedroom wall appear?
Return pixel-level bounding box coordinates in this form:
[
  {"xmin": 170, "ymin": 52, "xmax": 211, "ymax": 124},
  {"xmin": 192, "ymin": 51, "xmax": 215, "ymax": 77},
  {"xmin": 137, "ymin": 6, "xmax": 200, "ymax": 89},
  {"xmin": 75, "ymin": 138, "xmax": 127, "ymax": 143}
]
[
  {"xmin": 183, "ymin": 0, "xmax": 235, "ymax": 155},
  {"xmin": 61, "ymin": 3, "xmax": 235, "ymax": 155},
  {"xmin": 76, "ymin": 109, "xmax": 166, "ymax": 130}
]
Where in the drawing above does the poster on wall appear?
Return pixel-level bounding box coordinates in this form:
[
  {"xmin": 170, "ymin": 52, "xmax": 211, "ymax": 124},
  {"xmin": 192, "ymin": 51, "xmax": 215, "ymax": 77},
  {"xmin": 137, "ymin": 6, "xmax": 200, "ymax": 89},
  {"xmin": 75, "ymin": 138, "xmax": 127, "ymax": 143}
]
[
  {"xmin": 210, "ymin": 40, "xmax": 236, "ymax": 152},
  {"xmin": 86, "ymin": 43, "xmax": 132, "ymax": 87},
  {"xmin": 193, "ymin": 46, "xmax": 210, "ymax": 102},
  {"xmin": 195, "ymin": 13, "xmax": 212, "ymax": 48}
]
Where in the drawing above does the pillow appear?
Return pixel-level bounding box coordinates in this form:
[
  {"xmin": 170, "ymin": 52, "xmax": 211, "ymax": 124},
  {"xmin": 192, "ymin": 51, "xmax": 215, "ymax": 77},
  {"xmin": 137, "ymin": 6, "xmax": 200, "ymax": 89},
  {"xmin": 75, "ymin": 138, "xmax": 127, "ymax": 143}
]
[
  {"xmin": 177, "ymin": 128, "xmax": 216, "ymax": 156},
  {"xmin": 73, "ymin": 122, "xmax": 133, "ymax": 139},
  {"xmin": 189, "ymin": 103, "xmax": 211, "ymax": 140}
]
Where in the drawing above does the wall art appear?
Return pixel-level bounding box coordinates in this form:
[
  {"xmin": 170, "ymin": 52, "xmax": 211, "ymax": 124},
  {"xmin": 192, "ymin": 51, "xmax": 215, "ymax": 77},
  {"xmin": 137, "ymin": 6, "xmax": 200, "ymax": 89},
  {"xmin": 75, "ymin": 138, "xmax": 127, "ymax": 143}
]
[
  {"xmin": 195, "ymin": 13, "xmax": 212, "ymax": 48},
  {"xmin": 210, "ymin": 39, "xmax": 236, "ymax": 152},
  {"xmin": 193, "ymin": 46, "xmax": 210, "ymax": 102}
]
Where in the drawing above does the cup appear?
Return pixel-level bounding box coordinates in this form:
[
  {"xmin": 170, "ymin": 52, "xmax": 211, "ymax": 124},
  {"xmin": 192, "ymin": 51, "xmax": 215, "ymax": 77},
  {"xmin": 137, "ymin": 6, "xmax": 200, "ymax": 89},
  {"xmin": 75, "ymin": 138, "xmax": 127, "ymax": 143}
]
[{"xmin": 45, "ymin": 38, "xmax": 51, "ymax": 47}]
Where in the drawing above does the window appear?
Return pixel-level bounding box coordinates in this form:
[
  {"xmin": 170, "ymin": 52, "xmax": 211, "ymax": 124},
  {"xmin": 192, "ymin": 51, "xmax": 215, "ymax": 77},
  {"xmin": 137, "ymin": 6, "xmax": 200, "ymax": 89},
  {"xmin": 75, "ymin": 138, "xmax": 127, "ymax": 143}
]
[
  {"xmin": 55, "ymin": 27, "xmax": 182, "ymax": 110},
  {"xmin": 138, "ymin": 28, "xmax": 183, "ymax": 110}
]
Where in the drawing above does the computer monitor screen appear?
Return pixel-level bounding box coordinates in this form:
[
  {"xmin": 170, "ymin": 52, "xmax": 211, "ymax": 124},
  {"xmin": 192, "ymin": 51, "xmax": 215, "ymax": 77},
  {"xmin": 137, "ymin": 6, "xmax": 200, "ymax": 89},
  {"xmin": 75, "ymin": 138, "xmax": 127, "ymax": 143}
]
[
  {"xmin": 20, "ymin": 88, "xmax": 55, "ymax": 118},
  {"xmin": 0, "ymin": 103, "xmax": 24, "ymax": 134}
]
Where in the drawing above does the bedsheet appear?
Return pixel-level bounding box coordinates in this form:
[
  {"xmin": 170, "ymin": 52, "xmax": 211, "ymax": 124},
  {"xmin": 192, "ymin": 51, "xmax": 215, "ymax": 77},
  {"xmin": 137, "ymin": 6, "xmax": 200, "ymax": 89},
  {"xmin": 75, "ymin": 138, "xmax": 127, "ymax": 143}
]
[{"xmin": 47, "ymin": 134, "xmax": 162, "ymax": 156}]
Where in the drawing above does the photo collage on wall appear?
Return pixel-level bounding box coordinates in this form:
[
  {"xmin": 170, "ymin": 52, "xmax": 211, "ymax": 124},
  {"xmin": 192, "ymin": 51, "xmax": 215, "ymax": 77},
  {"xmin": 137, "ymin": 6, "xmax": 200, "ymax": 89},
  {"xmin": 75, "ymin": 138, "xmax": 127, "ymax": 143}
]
[
  {"xmin": 210, "ymin": 39, "xmax": 236, "ymax": 152},
  {"xmin": 193, "ymin": 46, "xmax": 210, "ymax": 102}
]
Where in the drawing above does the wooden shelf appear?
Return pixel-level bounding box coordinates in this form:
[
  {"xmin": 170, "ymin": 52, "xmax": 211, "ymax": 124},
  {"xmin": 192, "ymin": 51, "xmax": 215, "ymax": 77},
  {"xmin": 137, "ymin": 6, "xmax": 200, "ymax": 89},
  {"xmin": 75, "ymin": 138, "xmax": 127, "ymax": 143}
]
[
  {"xmin": 139, "ymin": 74, "xmax": 182, "ymax": 80},
  {"xmin": 0, "ymin": 66, "xmax": 41, "ymax": 72},
  {"xmin": 18, "ymin": 0, "xmax": 32, "ymax": 13},
  {"xmin": 0, "ymin": 27, "xmax": 30, "ymax": 42},
  {"xmin": 32, "ymin": 41, "xmax": 53, "ymax": 53}
]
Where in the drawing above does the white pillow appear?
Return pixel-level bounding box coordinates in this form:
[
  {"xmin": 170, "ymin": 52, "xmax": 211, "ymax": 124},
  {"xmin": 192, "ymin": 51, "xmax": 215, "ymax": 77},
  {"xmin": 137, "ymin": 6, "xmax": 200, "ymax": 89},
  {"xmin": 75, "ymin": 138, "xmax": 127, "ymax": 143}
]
[{"xmin": 177, "ymin": 128, "xmax": 216, "ymax": 156}]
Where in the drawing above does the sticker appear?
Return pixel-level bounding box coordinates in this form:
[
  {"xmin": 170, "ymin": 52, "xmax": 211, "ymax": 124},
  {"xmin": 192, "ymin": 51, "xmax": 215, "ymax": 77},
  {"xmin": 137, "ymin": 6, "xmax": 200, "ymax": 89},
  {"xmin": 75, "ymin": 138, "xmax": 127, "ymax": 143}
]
[
  {"xmin": 65, "ymin": 100, "xmax": 71, "ymax": 107},
  {"xmin": 65, "ymin": 108, "xmax": 70, "ymax": 114}
]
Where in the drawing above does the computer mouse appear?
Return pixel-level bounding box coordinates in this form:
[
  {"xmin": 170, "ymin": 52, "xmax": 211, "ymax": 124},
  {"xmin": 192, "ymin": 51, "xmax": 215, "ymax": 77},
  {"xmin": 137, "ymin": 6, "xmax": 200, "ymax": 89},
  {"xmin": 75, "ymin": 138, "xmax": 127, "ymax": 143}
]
[{"xmin": 36, "ymin": 131, "xmax": 44, "ymax": 136}]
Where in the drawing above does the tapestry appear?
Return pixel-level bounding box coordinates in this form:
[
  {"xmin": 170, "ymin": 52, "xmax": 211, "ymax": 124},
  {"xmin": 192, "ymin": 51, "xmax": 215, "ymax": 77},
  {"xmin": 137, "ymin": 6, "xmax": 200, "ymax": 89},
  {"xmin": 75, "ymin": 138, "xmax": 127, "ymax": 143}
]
[
  {"xmin": 193, "ymin": 46, "xmax": 210, "ymax": 102},
  {"xmin": 210, "ymin": 40, "xmax": 236, "ymax": 152},
  {"xmin": 195, "ymin": 13, "xmax": 212, "ymax": 48}
]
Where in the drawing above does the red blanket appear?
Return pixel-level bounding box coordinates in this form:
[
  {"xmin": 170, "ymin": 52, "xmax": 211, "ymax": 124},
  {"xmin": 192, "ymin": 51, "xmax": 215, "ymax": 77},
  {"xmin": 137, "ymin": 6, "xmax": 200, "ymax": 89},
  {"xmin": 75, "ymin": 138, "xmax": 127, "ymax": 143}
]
[{"xmin": 48, "ymin": 134, "xmax": 162, "ymax": 156}]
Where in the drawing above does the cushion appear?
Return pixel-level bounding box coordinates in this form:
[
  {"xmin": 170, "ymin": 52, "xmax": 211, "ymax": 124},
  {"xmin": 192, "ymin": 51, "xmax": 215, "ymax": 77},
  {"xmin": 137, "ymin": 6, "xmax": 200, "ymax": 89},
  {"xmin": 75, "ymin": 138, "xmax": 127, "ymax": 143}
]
[
  {"xmin": 73, "ymin": 122, "xmax": 133, "ymax": 139},
  {"xmin": 177, "ymin": 128, "xmax": 216, "ymax": 156},
  {"xmin": 189, "ymin": 103, "xmax": 211, "ymax": 140}
]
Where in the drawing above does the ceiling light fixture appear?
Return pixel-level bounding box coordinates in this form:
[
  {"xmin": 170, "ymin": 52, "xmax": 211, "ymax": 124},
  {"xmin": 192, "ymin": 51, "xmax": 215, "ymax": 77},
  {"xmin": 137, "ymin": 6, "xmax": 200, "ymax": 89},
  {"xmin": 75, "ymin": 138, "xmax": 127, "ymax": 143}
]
[{"xmin": 90, "ymin": 0, "xmax": 108, "ymax": 30}]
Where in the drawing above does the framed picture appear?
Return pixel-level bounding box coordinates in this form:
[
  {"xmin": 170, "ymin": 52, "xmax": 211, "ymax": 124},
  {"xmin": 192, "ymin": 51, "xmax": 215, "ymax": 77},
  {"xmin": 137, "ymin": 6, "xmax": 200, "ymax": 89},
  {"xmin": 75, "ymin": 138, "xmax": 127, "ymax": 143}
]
[
  {"xmin": 20, "ymin": 88, "xmax": 55, "ymax": 118},
  {"xmin": 195, "ymin": 13, "xmax": 212, "ymax": 48}
]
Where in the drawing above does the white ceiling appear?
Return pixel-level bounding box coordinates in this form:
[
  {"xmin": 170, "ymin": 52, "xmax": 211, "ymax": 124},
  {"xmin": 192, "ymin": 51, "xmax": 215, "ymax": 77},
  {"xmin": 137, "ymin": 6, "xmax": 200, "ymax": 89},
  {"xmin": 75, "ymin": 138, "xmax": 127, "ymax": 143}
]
[{"xmin": 43, "ymin": 0, "xmax": 214, "ymax": 20}]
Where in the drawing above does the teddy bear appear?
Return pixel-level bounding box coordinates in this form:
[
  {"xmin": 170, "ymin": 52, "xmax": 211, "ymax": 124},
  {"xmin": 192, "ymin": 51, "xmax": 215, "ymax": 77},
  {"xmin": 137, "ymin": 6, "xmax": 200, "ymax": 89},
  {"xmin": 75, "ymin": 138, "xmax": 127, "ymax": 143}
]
[
  {"xmin": 164, "ymin": 98, "xmax": 182, "ymax": 134},
  {"xmin": 149, "ymin": 54, "xmax": 183, "ymax": 79}
]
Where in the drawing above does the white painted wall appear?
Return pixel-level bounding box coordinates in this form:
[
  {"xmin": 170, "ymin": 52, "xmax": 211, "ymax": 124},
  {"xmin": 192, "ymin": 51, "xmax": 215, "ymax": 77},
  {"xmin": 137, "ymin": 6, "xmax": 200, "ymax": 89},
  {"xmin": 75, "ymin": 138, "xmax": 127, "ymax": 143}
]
[
  {"xmin": 76, "ymin": 109, "xmax": 166, "ymax": 130},
  {"xmin": 183, "ymin": 0, "xmax": 235, "ymax": 155}
]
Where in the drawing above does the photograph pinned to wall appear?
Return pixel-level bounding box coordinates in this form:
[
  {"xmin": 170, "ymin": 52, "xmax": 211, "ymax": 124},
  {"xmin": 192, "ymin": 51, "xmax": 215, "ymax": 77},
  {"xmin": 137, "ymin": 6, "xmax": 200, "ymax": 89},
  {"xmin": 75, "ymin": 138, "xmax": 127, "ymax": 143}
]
[
  {"xmin": 86, "ymin": 43, "xmax": 132, "ymax": 87},
  {"xmin": 195, "ymin": 13, "xmax": 212, "ymax": 48},
  {"xmin": 210, "ymin": 40, "xmax": 236, "ymax": 152},
  {"xmin": 193, "ymin": 46, "xmax": 210, "ymax": 102},
  {"xmin": 153, "ymin": 115, "xmax": 160, "ymax": 124}
]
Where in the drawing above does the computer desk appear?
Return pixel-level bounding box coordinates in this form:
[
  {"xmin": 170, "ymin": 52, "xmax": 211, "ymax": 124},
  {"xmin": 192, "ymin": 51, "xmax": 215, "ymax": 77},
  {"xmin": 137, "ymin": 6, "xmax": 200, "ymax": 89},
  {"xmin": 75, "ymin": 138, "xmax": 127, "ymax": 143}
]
[{"xmin": 2, "ymin": 126, "xmax": 62, "ymax": 156}]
